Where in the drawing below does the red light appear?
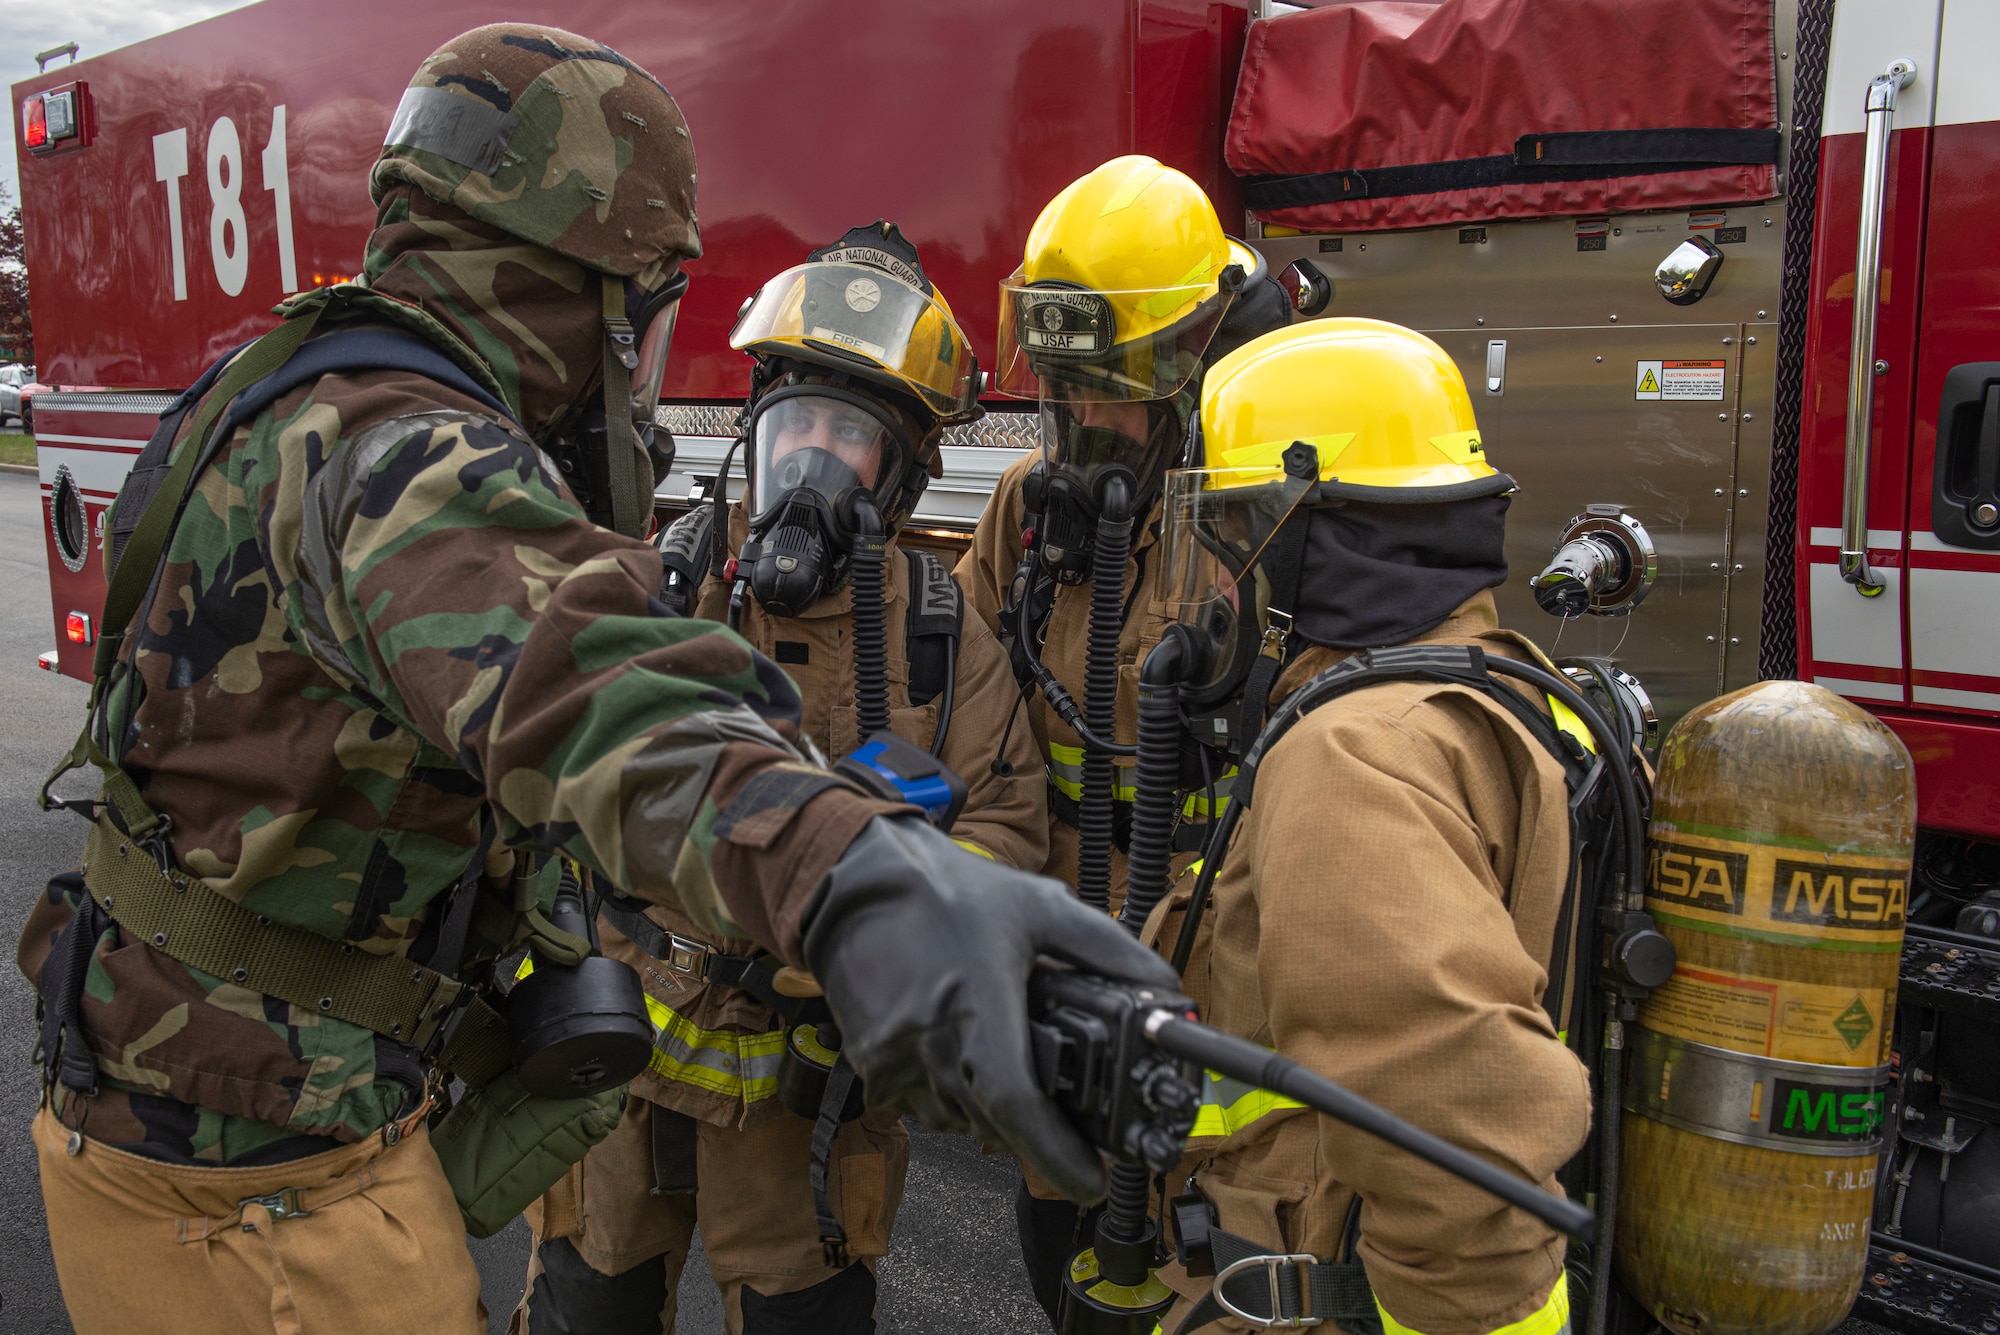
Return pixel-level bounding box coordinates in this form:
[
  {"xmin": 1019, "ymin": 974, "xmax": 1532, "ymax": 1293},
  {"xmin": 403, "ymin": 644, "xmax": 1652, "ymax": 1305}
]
[
  {"xmin": 23, "ymin": 96, "xmax": 47, "ymax": 149},
  {"xmin": 65, "ymin": 611, "xmax": 93, "ymax": 644}
]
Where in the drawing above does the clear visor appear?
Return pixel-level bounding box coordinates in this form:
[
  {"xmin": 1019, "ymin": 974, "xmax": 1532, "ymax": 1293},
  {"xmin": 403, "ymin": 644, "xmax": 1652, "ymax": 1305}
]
[
  {"xmin": 994, "ymin": 275, "xmax": 1233, "ymax": 403},
  {"xmin": 1162, "ymin": 467, "xmax": 1312, "ymax": 694},
  {"xmin": 748, "ymin": 392, "xmax": 904, "ymax": 524},
  {"xmin": 731, "ymin": 261, "xmax": 975, "ymax": 416}
]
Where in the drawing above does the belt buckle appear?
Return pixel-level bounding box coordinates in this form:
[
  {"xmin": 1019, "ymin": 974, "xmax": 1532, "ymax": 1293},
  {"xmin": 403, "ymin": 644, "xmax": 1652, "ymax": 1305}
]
[
  {"xmin": 1214, "ymin": 1252, "xmax": 1323, "ymax": 1329},
  {"xmin": 239, "ymin": 1187, "xmax": 311, "ymax": 1231},
  {"xmin": 664, "ymin": 933, "xmax": 712, "ymax": 981}
]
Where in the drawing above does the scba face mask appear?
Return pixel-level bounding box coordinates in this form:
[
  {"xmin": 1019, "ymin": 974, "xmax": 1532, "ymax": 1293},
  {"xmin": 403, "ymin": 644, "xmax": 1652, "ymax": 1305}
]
[
  {"xmin": 741, "ymin": 387, "xmax": 914, "ymax": 616},
  {"xmin": 1031, "ymin": 393, "xmax": 1185, "ymax": 584}
]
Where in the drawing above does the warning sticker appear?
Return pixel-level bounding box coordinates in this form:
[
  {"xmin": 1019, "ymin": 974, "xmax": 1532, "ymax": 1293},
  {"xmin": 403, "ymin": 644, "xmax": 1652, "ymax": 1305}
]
[
  {"xmin": 1642, "ymin": 966, "xmax": 1895, "ymax": 1065},
  {"xmin": 1636, "ymin": 359, "xmax": 1727, "ymax": 401}
]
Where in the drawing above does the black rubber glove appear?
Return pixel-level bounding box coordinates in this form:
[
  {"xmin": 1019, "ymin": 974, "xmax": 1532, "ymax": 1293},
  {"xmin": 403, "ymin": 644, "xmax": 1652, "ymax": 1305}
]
[{"xmin": 801, "ymin": 814, "xmax": 1182, "ymax": 1204}]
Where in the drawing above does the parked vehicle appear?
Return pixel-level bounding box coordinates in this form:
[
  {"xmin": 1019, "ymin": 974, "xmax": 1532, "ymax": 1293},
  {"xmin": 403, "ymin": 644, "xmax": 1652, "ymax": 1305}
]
[{"xmin": 0, "ymin": 363, "xmax": 32, "ymax": 425}]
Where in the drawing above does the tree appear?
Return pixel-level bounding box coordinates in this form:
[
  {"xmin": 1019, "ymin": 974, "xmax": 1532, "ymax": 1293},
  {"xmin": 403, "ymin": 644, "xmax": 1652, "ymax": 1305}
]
[{"xmin": 0, "ymin": 185, "xmax": 30, "ymax": 364}]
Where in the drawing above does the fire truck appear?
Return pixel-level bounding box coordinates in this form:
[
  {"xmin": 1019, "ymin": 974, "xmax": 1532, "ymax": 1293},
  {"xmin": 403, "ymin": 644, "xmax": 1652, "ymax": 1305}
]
[{"xmin": 13, "ymin": 0, "xmax": 1998, "ymax": 1330}]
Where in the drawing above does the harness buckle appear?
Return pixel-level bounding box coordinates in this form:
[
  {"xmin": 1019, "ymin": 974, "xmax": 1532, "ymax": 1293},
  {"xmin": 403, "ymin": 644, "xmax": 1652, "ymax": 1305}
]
[
  {"xmin": 665, "ymin": 933, "xmax": 713, "ymax": 981},
  {"xmin": 239, "ymin": 1187, "xmax": 311, "ymax": 1230},
  {"xmin": 1214, "ymin": 1251, "xmax": 1324, "ymax": 1328}
]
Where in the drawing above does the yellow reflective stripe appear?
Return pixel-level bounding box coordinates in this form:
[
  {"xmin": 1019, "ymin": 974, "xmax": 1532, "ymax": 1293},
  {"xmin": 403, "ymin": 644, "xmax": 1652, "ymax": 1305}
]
[
  {"xmin": 1377, "ymin": 1273, "xmax": 1570, "ymax": 1335},
  {"xmin": 1189, "ymin": 1069, "xmax": 1307, "ymax": 1139},
  {"xmin": 640, "ymin": 992, "xmax": 786, "ymax": 1101},
  {"xmin": 954, "ymin": 839, "xmax": 995, "ymax": 860},
  {"xmin": 1047, "ymin": 742, "xmax": 1136, "ymax": 802},
  {"xmin": 1547, "ymin": 695, "xmax": 1596, "ymax": 756}
]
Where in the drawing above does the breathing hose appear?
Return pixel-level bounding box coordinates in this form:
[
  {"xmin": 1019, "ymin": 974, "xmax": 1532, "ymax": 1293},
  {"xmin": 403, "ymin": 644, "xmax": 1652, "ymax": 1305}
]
[
  {"xmin": 1075, "ymin": 474, "xmax": 1133, "ymax": 912},
  {"xmin": 1077, "ymin": 631, "xmax": 1202, "ymax": 1309},
  {"xmin": 845, "ymin": 494, "xmax": 891, "ymax": 742}
]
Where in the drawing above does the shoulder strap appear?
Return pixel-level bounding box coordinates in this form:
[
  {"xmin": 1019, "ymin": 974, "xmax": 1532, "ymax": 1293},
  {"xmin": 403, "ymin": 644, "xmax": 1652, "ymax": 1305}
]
[
  {"xmin": 105, "ymin": 337, "xmax": 257, "ymax": 575},
  {"xmin": 658, "ymin": 506, "xmax": 717, "ymax": 615},
  {"xmin": 904, "ymin": 547, "xmax": 963, "ymax": 708}
]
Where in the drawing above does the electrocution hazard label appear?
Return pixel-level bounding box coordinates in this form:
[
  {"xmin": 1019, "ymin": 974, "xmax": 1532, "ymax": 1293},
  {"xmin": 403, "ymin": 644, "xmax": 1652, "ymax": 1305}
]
[{"xmin": 1636, "ymin": 359, "xmax": 1727, "ymax": 401}]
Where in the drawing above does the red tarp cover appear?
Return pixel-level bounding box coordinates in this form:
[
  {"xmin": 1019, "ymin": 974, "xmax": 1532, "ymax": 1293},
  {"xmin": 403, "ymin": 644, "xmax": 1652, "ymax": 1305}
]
[{"xmin": 1228, "ymin": 0, "xmax": 1778, "ymax": 232}]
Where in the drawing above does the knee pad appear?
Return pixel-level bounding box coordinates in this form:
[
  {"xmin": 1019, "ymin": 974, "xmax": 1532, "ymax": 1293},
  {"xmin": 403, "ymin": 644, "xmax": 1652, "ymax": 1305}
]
[
  {"xmin": 740, "ymin": 1262, "xmax": 876, "ymax": 1335},
  {"xmin": 526, "ymin": 1236, "xmax": 667, "ymax": 1335}
]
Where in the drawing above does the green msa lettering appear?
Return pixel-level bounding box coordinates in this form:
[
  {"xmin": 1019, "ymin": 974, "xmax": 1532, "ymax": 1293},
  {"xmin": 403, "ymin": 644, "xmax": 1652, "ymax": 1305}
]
[
  {"xmin": 1771, "ymin": 858, "xmax": 1907, "ymax": 929},
  {"xmin": 1646, "ymin": 842, "xmax": 1748, "ymax": 915},
  {"xmin": 1773, "ymin": 1078, "xmax": 1887, "ymax": 1144}
]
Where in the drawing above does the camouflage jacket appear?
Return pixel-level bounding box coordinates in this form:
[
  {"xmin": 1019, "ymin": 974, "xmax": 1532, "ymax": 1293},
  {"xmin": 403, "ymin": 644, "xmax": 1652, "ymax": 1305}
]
[{"xmin": 18, "ymin": 201, "xmax": 895, "ymax": 1165}]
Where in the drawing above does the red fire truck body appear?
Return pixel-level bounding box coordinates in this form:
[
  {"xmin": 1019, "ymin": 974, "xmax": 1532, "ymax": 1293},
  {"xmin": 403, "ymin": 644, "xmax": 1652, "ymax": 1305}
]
[
  {"xmin": 1794, "ymin": 1, "xmax": 2000, "ymax": 843},
  {"xmin": 15, "ymin": 0, "xmax": 1242, "ymax": 676}
]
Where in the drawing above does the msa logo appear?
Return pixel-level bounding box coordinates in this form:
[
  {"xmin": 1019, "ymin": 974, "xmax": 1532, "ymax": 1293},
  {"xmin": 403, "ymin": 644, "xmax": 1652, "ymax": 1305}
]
[
  {"xmin": 1772, "ymin": 1079, "xmax": 1885, "ymax": 1144},
  {"xmin": 1770, "ymin": 858, "xmax": 1907, "ymax": 929},
  {"xmin": 1646, "ymin": 841, "xmax": 1748, "ymax": 915}
]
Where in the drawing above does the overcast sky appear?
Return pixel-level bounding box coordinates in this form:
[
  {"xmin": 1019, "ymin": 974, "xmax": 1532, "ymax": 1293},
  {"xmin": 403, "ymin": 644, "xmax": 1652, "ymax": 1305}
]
[{"xmin": 2, "ymin": 0, "xmax": 257, "ymax": 206}]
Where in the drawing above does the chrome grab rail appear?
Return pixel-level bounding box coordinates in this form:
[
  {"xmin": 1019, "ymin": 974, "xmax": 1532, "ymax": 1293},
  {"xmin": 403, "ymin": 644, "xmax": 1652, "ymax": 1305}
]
[{"xmin": 1840, "ymin": 58, "xmax": 1918, "ymax": 596}]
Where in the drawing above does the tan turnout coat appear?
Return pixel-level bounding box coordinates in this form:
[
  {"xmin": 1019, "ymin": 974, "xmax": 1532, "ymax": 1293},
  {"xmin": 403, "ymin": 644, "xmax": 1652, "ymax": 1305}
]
[{"xmin": 1162, "ymin": 593, "xmax": 1593, "ymax": 1335}]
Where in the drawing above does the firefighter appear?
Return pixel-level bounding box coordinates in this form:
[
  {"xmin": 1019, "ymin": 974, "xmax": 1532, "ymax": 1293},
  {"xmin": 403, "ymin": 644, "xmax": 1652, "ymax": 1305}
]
[
  {"xmin": 515, "ymin": 225, "xmax": 1047, "ymax": 1334},
  {"xmin": 957, "ymin": 154, "xmax": 1288, "ymax": 1321},
  {"xmin": 17, "ymin": 27, "xmax": 1173, "ymax": 1335},
  {"xmin": 1153, "ymin": 319, "xmax": 1591, "ymax": 1335}
]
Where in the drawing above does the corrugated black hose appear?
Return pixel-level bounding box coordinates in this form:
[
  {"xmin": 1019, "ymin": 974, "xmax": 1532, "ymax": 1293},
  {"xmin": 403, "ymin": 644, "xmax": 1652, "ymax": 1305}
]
[
  {"xmin": 1076, "ymin": 476, "xmax": 1133, "ymax": 911},
  {"xmin": 845, "ymin": 494, "xmax": 891, "ymax": 743},
  {"xmin": 1093, "ymin": 628, "xmax": 1203, "ymax": 1290}
]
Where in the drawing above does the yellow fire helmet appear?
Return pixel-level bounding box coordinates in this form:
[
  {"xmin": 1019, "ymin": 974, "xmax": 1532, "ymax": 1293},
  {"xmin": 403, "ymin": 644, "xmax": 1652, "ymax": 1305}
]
[
  {"xmin": 1195, "ymin": 318, "xmax": 1512, "ymax": 500},
  {"xmin": 732, "ymin": 249, "xmax": 980, "ymax": 424},
  {"xmin": 995, "ymin": 155, "xmax": 1261, "ymax": 403}
]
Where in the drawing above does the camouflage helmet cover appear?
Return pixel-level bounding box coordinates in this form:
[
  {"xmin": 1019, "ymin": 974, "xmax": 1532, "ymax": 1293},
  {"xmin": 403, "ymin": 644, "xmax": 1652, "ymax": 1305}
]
[{"xmin": 372, "ymin": 24, "xmax": 700, "ymax": 282}]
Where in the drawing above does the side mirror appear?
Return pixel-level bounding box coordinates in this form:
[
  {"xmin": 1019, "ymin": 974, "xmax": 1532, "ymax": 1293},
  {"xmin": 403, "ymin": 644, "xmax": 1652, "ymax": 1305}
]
[
  {"xmin": 1276, "ymin": 258, "xmax": 1333, "ymax": 317},
  {"xmin": 1654, "ymin": 235, "xmax": 1724, "ymax": 305}
]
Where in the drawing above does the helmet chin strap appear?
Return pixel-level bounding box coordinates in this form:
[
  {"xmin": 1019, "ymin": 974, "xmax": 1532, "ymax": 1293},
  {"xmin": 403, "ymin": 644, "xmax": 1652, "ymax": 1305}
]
[{"xmin": 599, "ymin": 274, "xmax": 654, "ymax": 539}]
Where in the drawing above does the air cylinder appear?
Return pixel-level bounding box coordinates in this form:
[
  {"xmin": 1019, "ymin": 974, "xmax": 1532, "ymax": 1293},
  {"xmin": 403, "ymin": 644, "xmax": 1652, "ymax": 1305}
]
[{"xmin": 1615, "ymin": 680, "xmax": 1914, "ymax": 1335}]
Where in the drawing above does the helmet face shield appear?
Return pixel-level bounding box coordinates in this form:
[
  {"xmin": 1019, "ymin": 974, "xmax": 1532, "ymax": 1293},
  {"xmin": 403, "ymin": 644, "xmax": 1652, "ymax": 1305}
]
[
  {"xmin": 732, "ymin": 261, "xmax": 976, "ymax": 417},
  {"xmin": 1163, "ymin": 467, "xmax": 1311, "ymax": 699},
  {"xmin": 747, "ymin": 389, "xmax": 908, "ymax": 528},
  {"xmin": 994, "ymin": 275, "xmax": 1235, "ymax": 404}
]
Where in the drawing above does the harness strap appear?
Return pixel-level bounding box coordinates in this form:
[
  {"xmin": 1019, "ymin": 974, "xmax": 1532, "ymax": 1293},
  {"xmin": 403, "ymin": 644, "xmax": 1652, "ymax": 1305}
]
[
  {"xmin": 1175, "ymin": 1228, "xmax": 1376, "ymax": 1333},
  {"xmin": 38, "ymin": 873, "xmax": 108, "ymax": 1096},
  {"xmin": 1237, "ymin": 509, "xmax": 1311, "ymax": 740},
  {"xmin": 650, "ymin": 1104, "xmax": 701, "ymax": 1196},
  {"xmin": 76, "ymin": 816, "xmax": 509, "ymax": 1076},
  {"xmin": 810, "ymin": 1058, "xmax": 858, "ymax": 1268}
]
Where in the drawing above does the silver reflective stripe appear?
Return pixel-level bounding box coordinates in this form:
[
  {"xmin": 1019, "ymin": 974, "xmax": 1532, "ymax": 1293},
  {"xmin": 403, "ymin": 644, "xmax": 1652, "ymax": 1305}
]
[
  {"xmin": 384, "ymin": 85, "xmax": 518, "ymax": 175},
  {"xmin": 1624, "ymin": 1026, "xmax": 1891, "ymax": 1156}
]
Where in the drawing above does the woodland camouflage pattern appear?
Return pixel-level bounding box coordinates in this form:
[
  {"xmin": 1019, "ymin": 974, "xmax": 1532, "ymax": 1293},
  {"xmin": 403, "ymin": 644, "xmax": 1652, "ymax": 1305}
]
[
  {"xmin": 18, "ymin": 171, "xmax": 892, "ymax": 1165},
  {"xmin": 372, "ymin": 23, "xmax": 701, "ymax": 282}
]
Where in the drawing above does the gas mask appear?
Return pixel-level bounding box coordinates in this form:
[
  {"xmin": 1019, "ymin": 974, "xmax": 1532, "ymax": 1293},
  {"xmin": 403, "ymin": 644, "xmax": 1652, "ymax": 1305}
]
[
  {"xmin": 739, "ymin": 385, "xmax": 918, "ymax": 616},
  {"xmin": 547, "ymin": 270, "xmax": 686, "ymax": 537},
  {"xmin": 1032, "ymin": 393, "xmax": 1187, "ymax": 583}
]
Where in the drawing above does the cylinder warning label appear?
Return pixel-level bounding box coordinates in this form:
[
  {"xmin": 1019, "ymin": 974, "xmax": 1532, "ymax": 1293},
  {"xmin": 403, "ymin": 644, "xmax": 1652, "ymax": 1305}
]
[{"xmin": 1636, "ymin": 359, "xmax": 1727, "ymax": 400}]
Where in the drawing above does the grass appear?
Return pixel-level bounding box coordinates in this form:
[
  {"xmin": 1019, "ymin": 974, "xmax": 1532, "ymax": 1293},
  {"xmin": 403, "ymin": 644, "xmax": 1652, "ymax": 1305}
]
[{"xmin": 0, "ymin": 432, "xmax": 33, "ymax": 467}]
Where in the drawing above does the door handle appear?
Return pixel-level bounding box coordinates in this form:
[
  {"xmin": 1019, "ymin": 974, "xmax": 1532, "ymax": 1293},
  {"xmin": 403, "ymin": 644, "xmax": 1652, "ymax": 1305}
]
[
  {"xmin": 1840, "ymin": 58, "xmax": 1918, "ymax": 597},
  {"xmin": 1485, "ymin": 340, "xmax": 1506, "ymax": 396},
  {"xmin": 1933, "ymin": 363, "xmax": 2000, "ymax": 550}
]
